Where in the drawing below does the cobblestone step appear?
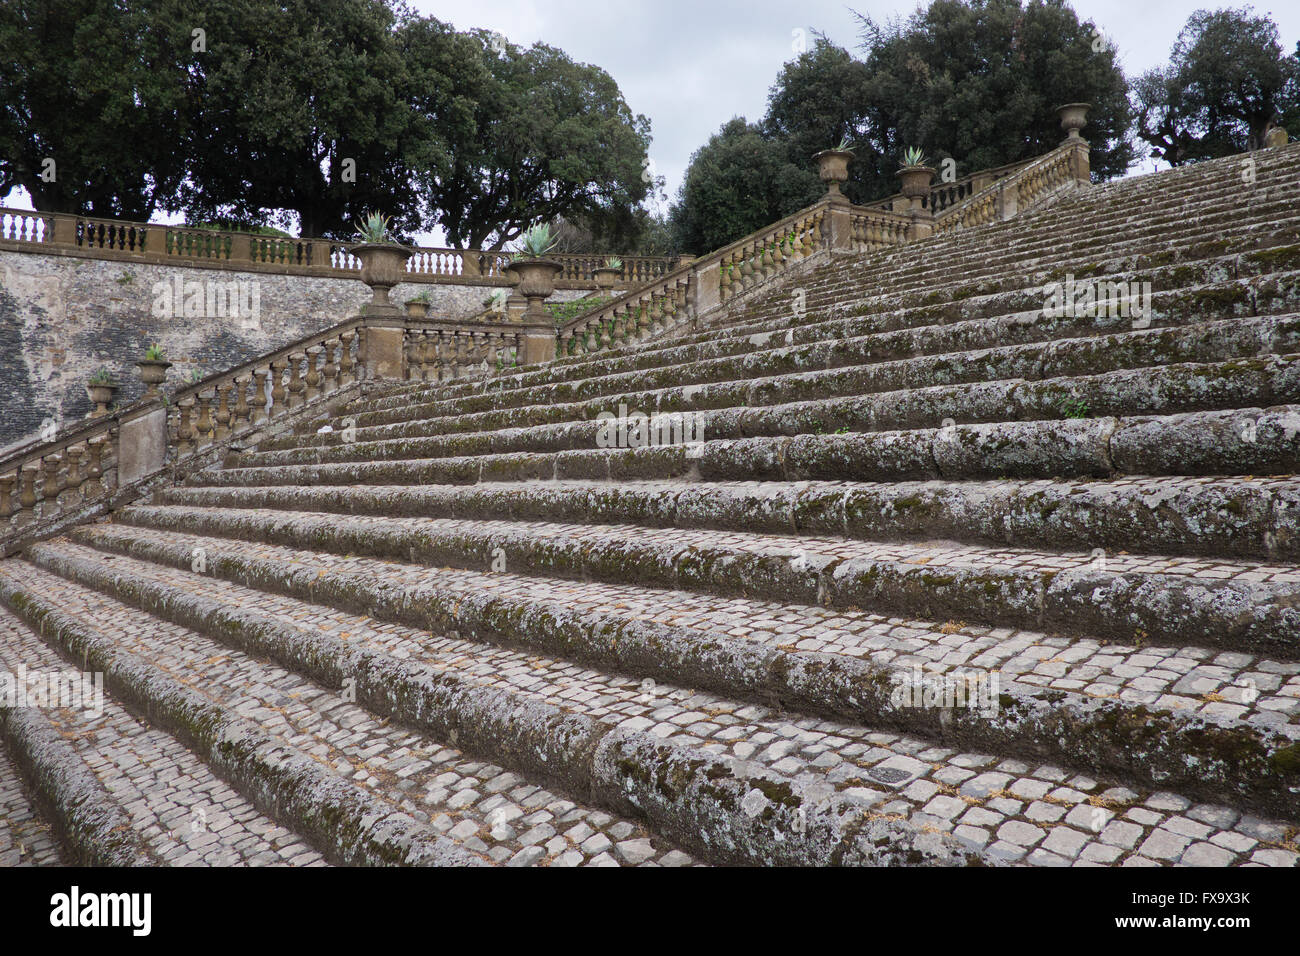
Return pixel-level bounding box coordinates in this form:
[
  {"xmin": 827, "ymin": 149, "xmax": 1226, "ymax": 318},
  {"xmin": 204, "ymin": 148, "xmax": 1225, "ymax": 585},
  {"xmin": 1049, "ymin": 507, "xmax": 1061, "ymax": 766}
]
[
  {"xmin": 0, "ymin": 602, "xmax": 323, "ymax": 866},
  {"xmin": 0, "ymin": 564, "xmax": 485, "ymax": 866},
  {"xmin": 154, "ymin": 474, "xmax": 1300, "ymax": 562},
  {"xmin": 0, "ymin": 736, "xmax": 65, "ymax": 866},
  {"xmin": 41, "ymin": 526, "xmax": 1300, "ymax": 865},
  {"xmin": 105, "ymin": 505, "xmax": 1300, "ymax": 660}
]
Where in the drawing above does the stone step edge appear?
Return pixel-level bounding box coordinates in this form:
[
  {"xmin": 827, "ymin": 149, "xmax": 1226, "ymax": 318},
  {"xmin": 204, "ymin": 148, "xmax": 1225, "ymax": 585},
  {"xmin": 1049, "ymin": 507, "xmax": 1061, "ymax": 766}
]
[
  {"xmin": 0, "ymin": 685, "xmax": 156, "ymax": 866},
  {"xmin": 26, "ymin": 540, "xmax": 983, "ymax": 868},
  {"xmin": 152, "ymin": 473, "xmax": 1300, "ymax": 564},
  {"xmin": 0, "ymin": 573, "xmax": 482, "ymax": 868},
  {"xmin": 107, "ymin": 505, "xmax": 1300, "ymax": 661},
  {"xmin": 50, "ymin": 531, "xmax": 1300, "ymax": 825}
]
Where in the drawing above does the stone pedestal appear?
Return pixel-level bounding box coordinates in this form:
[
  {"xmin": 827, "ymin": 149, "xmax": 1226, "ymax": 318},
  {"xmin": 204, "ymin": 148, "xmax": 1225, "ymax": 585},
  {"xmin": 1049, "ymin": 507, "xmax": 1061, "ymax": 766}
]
[
  {"xmin": 363, "ymin": 324, "xmax": 405, "ymax": 380},
  {"xmin": 118, "ymin": 403, "xmax": 168, "ymax": 486}
]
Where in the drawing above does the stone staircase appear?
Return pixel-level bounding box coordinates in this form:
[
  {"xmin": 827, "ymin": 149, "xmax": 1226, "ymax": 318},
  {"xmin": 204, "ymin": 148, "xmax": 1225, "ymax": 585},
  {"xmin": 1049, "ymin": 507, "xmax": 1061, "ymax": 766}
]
[{"xmin": 3, "ymin": 144, "xmax": 1300, "ymax": 867}]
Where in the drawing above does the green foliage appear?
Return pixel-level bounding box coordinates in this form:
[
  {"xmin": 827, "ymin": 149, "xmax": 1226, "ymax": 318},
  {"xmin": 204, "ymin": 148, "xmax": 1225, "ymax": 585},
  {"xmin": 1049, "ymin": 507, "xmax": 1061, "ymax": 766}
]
[
  {"xmin": 519, "ymin": 223, "xmax": 558, "ymax": 258},
  {"xmin": 0, "ymin": 0, "xmax": 195, "ymax": 218},
  {"xmin": 1058, "ymin": 397, "xmax": 1090, "ymax": 419},
  {"xmin": 88, "ymin": 367, "xmax": 115, "ymax": 386},
  {"xmin": 901, "ymin": 146, "xmax": 928, "ymax": 168},
  {"xmin": 1134, "ymin": 8, "xmax": 1300, "ymax": 164},
  {"xmin": 354, "ymin": 211, "xmax": 394, "ymax": 244},
  {"xmin": 143, "ymin": 343, "xmax": 166, "ymax": 362},
  {"xmin": 604, "ymin": 257, "xmax": 623, "ymax": 269},
  {"xmin": 546, "ymin": 295, "xmax": 616, "ymax": 325},
  {"xmin": 409, "ymin": 30, "xmax": 653, "ymax": 251}
]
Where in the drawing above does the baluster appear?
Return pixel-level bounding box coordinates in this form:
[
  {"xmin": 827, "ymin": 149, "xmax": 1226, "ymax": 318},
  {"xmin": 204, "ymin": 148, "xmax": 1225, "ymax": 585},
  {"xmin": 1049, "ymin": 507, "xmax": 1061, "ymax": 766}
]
[
  {"xmin": 215, "ymin": 382, "xmax": 233, "ymax": 439},
  {"xmin": 62, "ymin": 446, "xmax": 84, "ymax": 506},
  {"xmin": 251, "ymin": 370, "xmax": 268, "ymax": 424},
  {"xmin": 305, "ymin": 347, "xmax": 323, "ymax": 401},
  {"xmin": 322, "ymin": 339, "xmax": 339, "ymax": 392},
  {"xmin": 176, "ymin": 399, "xmax": 195, "ymax": 454},
  {"xmin": 404, "ymin": 332, "xmax": 420, "ymax": 380},
  {"xmin": 233, "ymin": 375, "xmax": 251, "ymax": 430},
  {"xmin": 339, "ymin": 331, "xmax": 356, "ymax": 384},
  {"xmin": 40, "ymin": 455, "xmax": 61, "ymax": 516},
  {"xmin": 269, "ymin": 359, "xmax": 287, "ymax": 415},
  {"xmin": 18, "ymin": 467, "xmax": 37, "ymax": 526},
  {"xmin": 423, "ymin": 331, "xmax": 440, "ymax": 382},
  {"xmin": 559, "ymin": 329, "xmax": 573, "ymax": 358},
  {"xmin": 195, "ymin": 393, "xmax": 215, "ymax": 446},
  {"xmin": 485, "ymin": 332, "xmax": 500, "ymax": 372},
  {"xmin": 83, "ymin": 439, "xmax": 105, "ymax": 498},
  {"xmin": 286, "ymin": 352, "xmax": 306, "ymax": 408}
]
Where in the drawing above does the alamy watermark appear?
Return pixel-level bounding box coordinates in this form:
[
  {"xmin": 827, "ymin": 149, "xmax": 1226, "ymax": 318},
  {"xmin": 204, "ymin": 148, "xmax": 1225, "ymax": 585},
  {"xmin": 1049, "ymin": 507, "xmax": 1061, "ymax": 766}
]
[
  {"xmin": 1042, "ymin": 274, "xmax": 1152, "ymax": 327},
  {"xmin": 890, "ymin": 664, "xmax": 1000, "ymax": 714},
  {"xmin": 595, "ymin": 403, "xmax": 705, "ymax": 457},
  {"xmin": 152, "ymin": 276, "xmax": 261, "ymax": 328},
  {"xmin": 1, "ymin": 665, "xmax": 104, "ymax": 717}
]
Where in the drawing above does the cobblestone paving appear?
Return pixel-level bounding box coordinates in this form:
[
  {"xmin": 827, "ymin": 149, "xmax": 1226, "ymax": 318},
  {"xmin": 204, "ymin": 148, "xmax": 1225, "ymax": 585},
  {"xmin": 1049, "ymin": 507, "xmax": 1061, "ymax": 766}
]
[
  {"xmin": 20, "ymin": 540, "xmax": 1300, "ymax": 867},
  {"xmin": 0, "ymin": 737, "xmax": 64, "ymax": 866},
  {"xmin": 122, "ymin": 507, "xmax": 1300, "ymax": 587},
  {"xmin": 2, "ymin": 561, "xmax": 694, "ymax": 868},
  {"xmin": 62, "ymin": 527, "xmax": 1300, "ymax": 729},
  {"xmin": 0, "ymin": 604, "xmax": 324, "ymax": 866}
]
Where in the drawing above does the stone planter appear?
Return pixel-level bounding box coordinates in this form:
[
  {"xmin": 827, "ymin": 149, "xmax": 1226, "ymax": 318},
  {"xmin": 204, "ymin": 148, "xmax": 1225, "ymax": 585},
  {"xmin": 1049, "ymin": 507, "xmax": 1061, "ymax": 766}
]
[
  {"xmin": 85, "ymin": 382, "xmax": 118, "ymax": 417},
  {"xmin": 813, "ymin": 149, "xmax": 854, "ymax": 201},
  {"xmin": 592, "ymin": 266, "xmax": 621, "ymax": 291},
  {"xmin": 350, "ymin": 242, "xmax": 414, "ymax": 315},
  {"xmin": 897, "ymin": 165, "xmax": 936, "ymax": 204},
  {"xmin": 136, "ymin": 360, "xmax": 171, "ymax": 399},
  {"xmin": 405, "ymin": 299, "xmax": 429, "ymax": 318},
  {"xmin": 506, "ymin": 258, "xmax": 563, "ymax": 320},
  {"xmin": 1057, "ymin": 103, "xmax": 1091, "ymax": 140}
]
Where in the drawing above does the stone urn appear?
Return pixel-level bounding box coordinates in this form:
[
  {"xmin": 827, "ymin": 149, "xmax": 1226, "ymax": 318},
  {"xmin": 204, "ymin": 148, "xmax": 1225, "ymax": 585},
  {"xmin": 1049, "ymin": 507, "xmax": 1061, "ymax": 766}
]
[
  {"xmin": 1057, "ymin": 103, "xmax": 1091, "ymax": 140},
  {"xmin": 85, "ymin": 381, "xmax": 118, "ymax": 417},
  {"xmin": 405, "ymin": 298, "xmax": 429, "ymax": 318},
  {"xmin": 506, "ymin": 258, "xmax": 563, "ymax": 320},
  {"xmin": 350, "ymin": 242, "xmax": 414, "ymax": 315},
  {"xmin": 592, "ymin": 266, "xmax": 621, "ymax": 291},
  {"xmin": 897, "ymin": 164, "xmax": 936, "ymax": 204},
  {"xmin": 136, "ymin": 359, "xmax": 172, "ymax": 399},
  {"xmin": 813, "ymin": 149, "xmax": 854, "ymax": 201},
  {"xmin": 1265, "ymin": 125, "xmax": 1289, "ymax": 149}
]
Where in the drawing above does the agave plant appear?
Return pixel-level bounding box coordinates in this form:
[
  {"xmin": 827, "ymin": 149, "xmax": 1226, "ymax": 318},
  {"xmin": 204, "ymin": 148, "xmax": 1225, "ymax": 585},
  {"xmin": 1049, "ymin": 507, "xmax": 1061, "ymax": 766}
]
[
  {"xmin": 353, "ymin": 210, "xmax": 394, "ymax": 244},
  {"xmin": 88, "ymin": 366, "xmax": 115, "ymax": 385},
  {"xmin": 143, "ymin": 343, "xmax": 166, "ymax": 361},
  {"xmin": 900, "ymin": 146, "xmax": 928, "ymax": 168},
  {"xmin": 518, "ymin": 223, "xmax": 558, "ymax": 258},
  {"xmin": 834, "ymin": 136, "xmax": 855, "ymax": 153},
  {"xmin": 605, "ymin": 256, "xmax": 623, "ymax": 270}
]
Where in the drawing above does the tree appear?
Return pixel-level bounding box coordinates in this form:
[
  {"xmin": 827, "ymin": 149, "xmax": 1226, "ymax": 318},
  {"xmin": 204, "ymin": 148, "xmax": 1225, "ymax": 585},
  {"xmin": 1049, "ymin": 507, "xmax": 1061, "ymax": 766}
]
[
  {"xmin": 0, "ymin": 0, "xmax": 195, "ymax": 218},
  {"xmin": 763, "ymin": 36, "xmax": 875, "ymax": 204},
  {"xmin": 409, "ymin": 29, "xmax": 652, "ymax": 250},
  {"xmin": 1135, "ymin": 7, "xmax": 1300, "ymax": 163},
  {"xmin": 176, "ymin": 0, "xmax": 421, "ymax": 238},
  {"xmin": 669, "ymin": 118, "xmax": 815, "ymax": 254},
  {"xmin": 854, "ymin": 0, "xmax": 1134, "ymax": 189}
]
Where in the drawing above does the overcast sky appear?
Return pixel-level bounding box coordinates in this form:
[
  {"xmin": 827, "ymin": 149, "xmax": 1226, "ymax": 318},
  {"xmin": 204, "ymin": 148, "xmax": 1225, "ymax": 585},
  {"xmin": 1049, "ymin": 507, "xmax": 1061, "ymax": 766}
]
[
  {"xmin": 415, "ymin": 0, "xmax": 1300, "ymax": 212},
  {"xmin": 6, "ymin": 1, "xmax": 1298, "ymax": 240}
]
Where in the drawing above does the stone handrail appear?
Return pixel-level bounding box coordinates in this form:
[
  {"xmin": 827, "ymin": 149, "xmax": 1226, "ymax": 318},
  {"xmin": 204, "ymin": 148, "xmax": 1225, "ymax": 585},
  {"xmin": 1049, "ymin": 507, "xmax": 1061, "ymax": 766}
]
[
  {"xmin": 0, "ymin": 208, "xmax": 678, "ymax": 289},
  {"xmin": 933, "ymin": 140, "xmax": 1087, "ymax": 235},
  {"xmin": 0, "ymin": 309, "xmax": 532, "ymax": 553},
  {"xmin": 863, "ymin": 155, "xmax": 1036, "ymax": 214},
  {"xmin": 548, "ymin": 137, "xmax": 1088, "ymax": 361}
]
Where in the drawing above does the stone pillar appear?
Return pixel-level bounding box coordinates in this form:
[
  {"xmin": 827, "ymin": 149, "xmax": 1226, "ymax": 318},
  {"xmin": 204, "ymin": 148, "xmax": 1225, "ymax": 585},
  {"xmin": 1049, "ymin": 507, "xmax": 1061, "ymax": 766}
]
[
  {"xmin": 692, "ymin": 260, "xmax": 721, "ymax": 317},
  {"xmin": 824, "ymin": 203, "xmax": 855, "ymax": 251},
  {"xmin": 362, "ymin": 323, "xmax": 405, "ymax": 380},
  {"xmin": 517, "ymin": 323, "xmax": 557, "ymax": 365},
  {"xmin": 118, "ymin": 402, "xmax": 168, "ymax": 486},
  {"xmin": 48, "ymin": 213, "xmax": 78, "ymax": 246}
]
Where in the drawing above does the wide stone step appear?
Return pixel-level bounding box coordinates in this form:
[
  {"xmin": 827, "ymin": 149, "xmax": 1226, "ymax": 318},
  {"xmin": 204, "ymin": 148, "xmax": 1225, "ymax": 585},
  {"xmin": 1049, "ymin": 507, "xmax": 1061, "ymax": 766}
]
[
  {"xmin": 0, "ymin": 736, "xmax": 65, "ymax": 866},
  {"xmin": 21, "ymin": 538, "xmax": 988, "ymax": 866},
  {"xmin": 204, "ymin": 404, "xmax": 1300, "ymax": 489},
  {"xmin": 105, "ymin": 506, "xmax": 1300, "ymax": 660},
  {"xmin": 0, "ymin": 598, "xmax": 327, "ymax": 866},
  {"xmin": 55, "ymin": 528, "xmax": 1300, "ymax": 863},
  {"xmin": 155, "ymin": 473, "xmax": 1300, "ymax": 562},
  {"xmin": 0, "ymin": 564, "xmax": 487, "ymax": 866},
  {"xmin": 333, "ymin": 311, "xmax": 1300, "ymax": 436}
]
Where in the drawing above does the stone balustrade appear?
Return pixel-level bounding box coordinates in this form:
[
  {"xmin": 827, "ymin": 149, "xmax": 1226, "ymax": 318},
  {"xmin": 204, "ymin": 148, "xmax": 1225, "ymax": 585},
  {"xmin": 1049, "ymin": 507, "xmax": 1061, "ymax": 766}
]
[{"xmin": 0, "ymin": 209, "xmax": 680, "ymax": 291}]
